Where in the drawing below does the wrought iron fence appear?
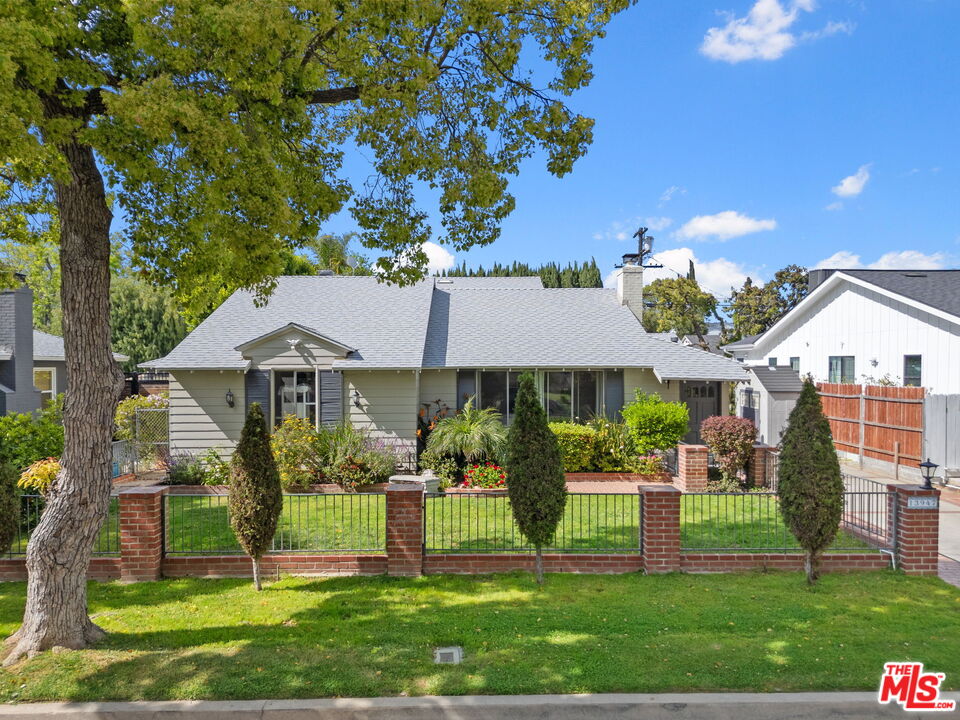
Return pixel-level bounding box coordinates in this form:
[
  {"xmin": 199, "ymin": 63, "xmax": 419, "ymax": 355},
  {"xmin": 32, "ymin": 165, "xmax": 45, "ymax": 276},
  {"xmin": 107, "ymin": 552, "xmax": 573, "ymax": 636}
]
[
  {"xmin": 111, "ymin": 439, "xmax": 136, "ymax": 478},
  {"xmin": 841, "ymin": 473, "xmax": 889, "ymax": 494},
  {"xmin": 680, "ymin": 490, "xmax": 893, "ymax": 553},
  {"xmin": 6, "ymin": 495, "xmax": 120, "ymax": 556},
  {"xmin": 423, "ymin": 492, "xmax": 642, "ymax": 553},
  {"xmin": 164, "ymin": 493, "xmax": 386, "ymax": 555},
  {"xmin": 660, "ymin": 447, "xmax": 678, "ymax": 477}
]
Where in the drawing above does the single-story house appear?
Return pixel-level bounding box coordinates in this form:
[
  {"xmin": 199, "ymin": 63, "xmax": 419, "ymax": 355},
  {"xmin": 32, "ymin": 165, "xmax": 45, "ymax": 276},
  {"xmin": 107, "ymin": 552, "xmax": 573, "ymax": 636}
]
[
  {"xmin": 1, "ymin": 282, "xmax": 127, "ymax": 415},
  {"xmin": 735, "ymin": 365, "xmax": 803, "ymax": 445},
  {"xmin": 732, "ymin": 269, "xmax": 960, "ymax": 393},
  {"xmin": 144, "ymin": 259, "xmax": 746, "ymax": 464}
]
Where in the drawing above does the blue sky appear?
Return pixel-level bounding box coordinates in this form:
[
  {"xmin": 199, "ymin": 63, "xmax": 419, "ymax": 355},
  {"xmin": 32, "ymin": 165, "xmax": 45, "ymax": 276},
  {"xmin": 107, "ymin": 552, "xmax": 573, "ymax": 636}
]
[{"xmin": 324, "ymin": 0, "xmax": 960, "ymax": 298}]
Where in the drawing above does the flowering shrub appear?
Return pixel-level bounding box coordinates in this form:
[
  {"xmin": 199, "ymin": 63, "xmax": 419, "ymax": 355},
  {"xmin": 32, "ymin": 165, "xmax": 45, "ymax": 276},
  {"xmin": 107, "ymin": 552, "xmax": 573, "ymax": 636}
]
[
  {"xmin": 631, "ymin": 454, "xmax": 665, "ymax": 475},
  {"xmin": 18, "ymin": 457, "xmax": 60, "ymax": 495},
  {"xmin": 270, "ymin": 416, "xmax": 323, "ymax": 490},
  {"xmin": 587, "ymin": 417, "xmax": 637, "ymax": 472},
  {"xmin": 700, "ymin": 415, "xmax": 757, "ymax": 488},
  {"xmin": 461, "ymin": 462, "xmax": 507, "ymax": 488}
]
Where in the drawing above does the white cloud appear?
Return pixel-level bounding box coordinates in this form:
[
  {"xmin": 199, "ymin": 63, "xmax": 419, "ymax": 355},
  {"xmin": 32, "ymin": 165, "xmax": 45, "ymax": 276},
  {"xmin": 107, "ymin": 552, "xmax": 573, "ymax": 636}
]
[
  {"xmin": 605, "ymin": 247, "xmax": 757, "ymax": 299},
  {"xmin": 658, "ymin": 185, "xmax": 686, "ymax": 207},
  {"xmin": 701, "ymin": 0, "xmax": 851, "ymax": 63},
  {"xmin": 675, "ymin": 210, "xmax": 777, "ymax": 242},
  {"xmin": 701, "ymin": 0, "xmax": 810, "ymax": 63},
  {"xmin": 644, "ymin": 216, "xmax": 674, "ymax": 232},
  {"xmin": 814, "ymin": 250, "xmax": 948, "ymax": 270},
  {"xmin": 800, "ymin": 20, "xmax": 855, "ymax": 42},
  {"xmin": 831, "ymin": 164, "xmax": 871, "ymax": 197},
  {"xmin": 825, "ymin": 201, "xmax": 843, "ymax": 211},
  {"xmin": 422, "ymin": 241, "xmax": 455, "ymax": 274}
]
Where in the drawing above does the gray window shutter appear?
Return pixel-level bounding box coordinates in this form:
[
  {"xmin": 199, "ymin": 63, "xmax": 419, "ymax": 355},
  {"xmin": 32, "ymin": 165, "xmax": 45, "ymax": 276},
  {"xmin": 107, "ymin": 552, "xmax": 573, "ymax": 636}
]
[
  {"xmin": 244, "ymin": 369, "xmax": 271, "ymax": 421},
  {"xmin": 319, "ymin": 370, "xmax": 343, "ymax": 427},
  {"xmin": 603, "ymin": 370, "xmax": 624, "ymax": 420}
]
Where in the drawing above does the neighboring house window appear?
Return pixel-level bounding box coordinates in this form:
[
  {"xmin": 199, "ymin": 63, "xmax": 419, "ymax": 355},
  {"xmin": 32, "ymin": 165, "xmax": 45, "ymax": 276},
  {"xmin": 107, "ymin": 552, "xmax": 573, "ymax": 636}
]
[
  {"xmin": 903, "ymin": 355, "xmax": 922, "ymax": 387},
  {"xmin": 828, "ymin": 356, "xmax": 855, "ymax": 384},
  {"xmin": 789, "ymin": 357, "xmax": 800, "ymax": 372},
  {"xmin": 768, "ymin": 357, "xmax": 777, "ymax": 367},
  {"xmin": 33, "ymin": 368, "xmax": 55, "ymax": 408},
  {"xmin": 274, "ymin": 370, "xmax": 316, "ymax": 426}
]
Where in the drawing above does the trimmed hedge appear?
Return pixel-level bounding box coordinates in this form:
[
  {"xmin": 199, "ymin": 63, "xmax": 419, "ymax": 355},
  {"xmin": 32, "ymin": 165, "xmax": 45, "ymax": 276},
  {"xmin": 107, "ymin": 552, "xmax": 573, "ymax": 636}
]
[{"xmin": 549, "ymin": 422, "xmax": 595, "ymax": 472}]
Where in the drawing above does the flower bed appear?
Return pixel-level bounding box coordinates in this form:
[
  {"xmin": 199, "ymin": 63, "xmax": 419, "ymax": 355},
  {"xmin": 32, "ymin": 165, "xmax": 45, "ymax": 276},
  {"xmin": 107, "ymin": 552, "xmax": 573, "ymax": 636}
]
[{"xmin": 564, "ymin": 472, "xmax": 673, "ymax": 483}]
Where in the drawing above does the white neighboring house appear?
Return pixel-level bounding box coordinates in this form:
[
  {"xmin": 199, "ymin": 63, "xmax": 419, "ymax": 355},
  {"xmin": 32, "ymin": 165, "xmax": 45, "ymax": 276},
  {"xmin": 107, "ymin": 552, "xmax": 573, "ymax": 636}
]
[{"xmin": 734, "ymin": 269, "xmax": 960, "ymax": 394}]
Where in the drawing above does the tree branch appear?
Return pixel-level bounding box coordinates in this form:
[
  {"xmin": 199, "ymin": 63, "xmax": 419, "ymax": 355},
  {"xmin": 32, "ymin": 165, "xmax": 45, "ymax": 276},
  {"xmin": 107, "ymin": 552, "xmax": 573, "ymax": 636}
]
[{"xmin": 304, "ymin": 86, "xmax": 360, "ymax": 104}]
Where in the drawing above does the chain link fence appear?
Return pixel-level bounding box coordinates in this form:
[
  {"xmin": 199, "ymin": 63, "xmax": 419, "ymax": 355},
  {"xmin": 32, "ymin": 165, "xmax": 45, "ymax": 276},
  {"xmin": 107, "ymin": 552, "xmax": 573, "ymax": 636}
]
[{"xmin": 134, "ymin": 407, "xmax": 169, "ymax": 473}]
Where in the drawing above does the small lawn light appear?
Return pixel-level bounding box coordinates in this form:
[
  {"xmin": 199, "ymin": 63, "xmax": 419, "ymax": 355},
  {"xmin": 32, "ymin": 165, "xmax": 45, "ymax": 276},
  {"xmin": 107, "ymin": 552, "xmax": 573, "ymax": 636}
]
[
  {"xmin": 225, "ymin": 389, "xmax": 235, "ymax": 408},
  {"xmin": 919, "ymin": 458, "xmax": 938, "ymax": 490}
]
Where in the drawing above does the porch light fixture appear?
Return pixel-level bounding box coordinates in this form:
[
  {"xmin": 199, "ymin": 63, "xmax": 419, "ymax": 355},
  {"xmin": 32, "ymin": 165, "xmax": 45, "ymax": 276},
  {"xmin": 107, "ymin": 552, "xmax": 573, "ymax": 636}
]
[
  {"xmin": 919, "ymin": 458, "xmax": 938, "ymax": 490},
  {"xmin": 225, "ymin": 389, "xmax": 235, "ymax": 408}
]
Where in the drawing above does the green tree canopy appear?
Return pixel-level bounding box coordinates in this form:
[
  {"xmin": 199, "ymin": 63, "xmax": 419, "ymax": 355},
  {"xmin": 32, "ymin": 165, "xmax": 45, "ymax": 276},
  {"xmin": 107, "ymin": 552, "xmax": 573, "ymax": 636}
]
[
  {"xmin": 641, "ymin": 276, "xmax": 718, "ymax": 338},
  {"xmin": 0, "ymin": 0, "xmax": 628, "ymax": 660},
  {"xmin": 728, "ymin": 265, "xmax": 808, "ymax": 341}
]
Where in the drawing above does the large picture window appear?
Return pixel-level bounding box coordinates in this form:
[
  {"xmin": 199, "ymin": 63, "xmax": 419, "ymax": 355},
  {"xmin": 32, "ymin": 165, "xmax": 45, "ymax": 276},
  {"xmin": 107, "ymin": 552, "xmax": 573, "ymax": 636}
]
[{"xmin": 274, "ymin": 370, "xmax": 316, "ymax": 426}]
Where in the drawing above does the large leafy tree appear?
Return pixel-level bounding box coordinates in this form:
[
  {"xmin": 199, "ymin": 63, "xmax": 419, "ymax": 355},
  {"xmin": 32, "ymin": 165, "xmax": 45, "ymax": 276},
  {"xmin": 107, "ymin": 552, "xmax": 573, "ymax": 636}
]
[
  {"xmin": 641, "ymin": 276, "xmax": 718, "ymax": 341},
  {"xmin": 110, "ymin": 276, "xmax": 187, "ymax": 371},
  {"xmin": 0, "ymin": 0, "xmax": 627, "ymax": 660},
  {"xmin": 728, "ymin": 264, "xmax": 808, "ymax": 341},
  {"xmin": 0, "ymin": 216, "xmax": 62, "ymax": 334}
]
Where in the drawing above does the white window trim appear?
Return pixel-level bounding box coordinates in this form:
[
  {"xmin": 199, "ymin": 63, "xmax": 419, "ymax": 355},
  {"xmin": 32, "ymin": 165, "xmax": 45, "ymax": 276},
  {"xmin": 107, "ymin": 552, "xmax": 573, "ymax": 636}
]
[
  {"xmin": 33, "ymin": 367, "xmax": 56, "ymax": 404},
  {"xmin": 268, "ymin": 367, "xmax": 320, "ymax": 430}
]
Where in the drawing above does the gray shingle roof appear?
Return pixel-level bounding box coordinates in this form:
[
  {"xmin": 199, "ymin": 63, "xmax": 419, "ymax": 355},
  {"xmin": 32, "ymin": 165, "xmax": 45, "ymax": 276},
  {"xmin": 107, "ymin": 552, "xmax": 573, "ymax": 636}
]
[
  {"xmin": 750, "ymin": 365, "xmax": 803, "ymax": 393},
  {"xmin": 146, "ymin": 275, "xmax": 747, "ymax": 381},
  {"xmin": 720, "ymin": 334, "xmax": 759, "ymax": 351},
  {"xmin": 33, "ymin": 330, "xmax": 128, "ymax": 362},
  {"xmin": 837, "ymin": 269, "xmax": 960, "ymax": 319}
]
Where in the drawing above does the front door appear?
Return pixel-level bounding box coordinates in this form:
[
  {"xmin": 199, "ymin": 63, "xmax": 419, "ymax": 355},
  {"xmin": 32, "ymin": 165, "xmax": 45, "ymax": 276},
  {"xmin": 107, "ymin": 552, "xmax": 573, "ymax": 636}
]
[{"xmin": 681, "ymin": 381, "xmax": 721, "ymax": 444}]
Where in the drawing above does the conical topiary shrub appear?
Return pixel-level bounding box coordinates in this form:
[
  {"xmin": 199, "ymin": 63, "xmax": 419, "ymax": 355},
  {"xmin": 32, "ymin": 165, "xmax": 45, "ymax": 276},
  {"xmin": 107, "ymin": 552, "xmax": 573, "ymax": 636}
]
[
  {"xmin": 778, "ymin": 379, "xmax": 844, "ymax": 584},
  {"xmin": 505, "ymin": 372, "xmax": 567, "ymax": 585},
  {"xmin": 229, "ymin": 402, "xmax": 283, "ymax": 590}
]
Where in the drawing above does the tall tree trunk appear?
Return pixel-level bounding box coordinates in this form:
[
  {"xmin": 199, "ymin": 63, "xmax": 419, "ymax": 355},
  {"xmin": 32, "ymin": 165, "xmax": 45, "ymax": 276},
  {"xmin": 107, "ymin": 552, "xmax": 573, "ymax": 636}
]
[
  {"xmin": 252, "ymin": 556, "xmax": 262, "ymax": 591},
  {"xmin": 534, "ymin": 546, "xmax": 544, "ymax": 587},
  {"xmin": 4, "ymin": 141, "xmax": 123, "ymax": 665}
]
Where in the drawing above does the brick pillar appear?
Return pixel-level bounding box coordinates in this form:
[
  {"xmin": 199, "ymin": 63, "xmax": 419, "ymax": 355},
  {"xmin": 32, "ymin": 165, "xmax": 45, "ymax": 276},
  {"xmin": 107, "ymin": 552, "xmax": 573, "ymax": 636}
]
[
  {"xmin": 748, "ymin": 444, "xmax": 773, "ymax": 488},
  {"xmin": 386, "ymin": 483, "xmax": 424, "ymax": 577},
  {"xmin": 676, "ymin": 445, "xmax": 708, "ymax": 492},
  {"xmin": 640, "ymin": 485, "xmax": 681, "ymax": 573},
  {"xmin": 891, "ymin": 485, "xmax": 940, "ymax": 576},
  {"xmin": 118, "ymin": 486, "xmax": 167, "ymax": 582}
]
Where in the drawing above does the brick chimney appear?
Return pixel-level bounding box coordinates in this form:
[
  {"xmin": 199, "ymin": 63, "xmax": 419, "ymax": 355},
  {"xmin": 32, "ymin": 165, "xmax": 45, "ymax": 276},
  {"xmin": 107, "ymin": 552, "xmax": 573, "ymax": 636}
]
[
  {"xmin": 0, "ymin": 281, "xmax": 39, "ymax": 414},
  {"xmin": 614, "ymin": 258, "xmax": 644, "ymax": 322}
]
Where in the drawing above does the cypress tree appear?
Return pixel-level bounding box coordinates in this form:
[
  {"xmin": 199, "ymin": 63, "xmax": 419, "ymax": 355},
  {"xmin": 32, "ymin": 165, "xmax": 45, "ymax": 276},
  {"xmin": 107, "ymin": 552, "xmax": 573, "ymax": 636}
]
[
  {"xmin": 0, "ymin": 464, "xmax": 18, "ymax": 555},
  {"xmin": 778, "ymin": 380, "xmax": 844, "ymax": 584},
  {"xmin": 505, "ymin": 372, "xmax": 567, "ymax": 585},
  {"xmin": 229, "ymin": 402, "xmax": 283, "ymax": 590}
]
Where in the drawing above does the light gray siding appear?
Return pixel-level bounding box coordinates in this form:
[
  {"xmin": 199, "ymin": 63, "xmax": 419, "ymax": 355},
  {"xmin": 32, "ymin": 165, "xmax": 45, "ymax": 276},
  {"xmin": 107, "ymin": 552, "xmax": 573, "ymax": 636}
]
[
  {"xmin": 169, "ymin": 370, "xmax": 247, "ymax": 458},
  {"xmin": 245, "ymin": 334, "xmax": 341, "ymax": 370},
  {"xmin": 418, "ymin": 369, "xmax": 457, "ymax": 415},
  {"xmin": 344, "ymin": 370, "xmax": 418, "ymax": 461}
]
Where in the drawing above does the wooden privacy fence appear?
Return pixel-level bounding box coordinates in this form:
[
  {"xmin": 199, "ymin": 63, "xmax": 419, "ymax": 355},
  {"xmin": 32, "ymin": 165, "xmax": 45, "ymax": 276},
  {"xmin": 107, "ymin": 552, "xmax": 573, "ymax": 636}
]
[{"xmin": 816, "ymin": 383, "xmax": 924, "ymax": 469}]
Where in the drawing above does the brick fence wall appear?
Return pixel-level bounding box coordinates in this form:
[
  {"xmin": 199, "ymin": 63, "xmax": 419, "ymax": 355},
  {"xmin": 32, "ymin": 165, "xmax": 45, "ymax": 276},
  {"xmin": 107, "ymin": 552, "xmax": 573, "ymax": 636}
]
[{"xmin": 0, "ymin": 482, "xmax": 940, "ymax": 581}]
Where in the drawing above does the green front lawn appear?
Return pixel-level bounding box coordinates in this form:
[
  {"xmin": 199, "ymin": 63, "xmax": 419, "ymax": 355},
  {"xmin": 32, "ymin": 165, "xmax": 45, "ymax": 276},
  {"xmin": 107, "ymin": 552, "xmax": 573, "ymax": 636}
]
[
  {"xmin": 1, "ymin": 572, "xmax": 958, "ymax": 701},
  {"xmin": 165, "ymin": 492, "xmax": 873, "ymax": 555}
]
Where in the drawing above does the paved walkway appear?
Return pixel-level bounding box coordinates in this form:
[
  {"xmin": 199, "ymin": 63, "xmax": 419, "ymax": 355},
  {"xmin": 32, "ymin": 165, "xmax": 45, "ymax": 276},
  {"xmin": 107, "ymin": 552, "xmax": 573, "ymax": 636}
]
[
  {"xmin": 2, "ymin": 692, "xmax": 955, "ymax": 720},
  {"xmin": 840, "ymin": 460, "xmax": 960, "ymax": 586}
]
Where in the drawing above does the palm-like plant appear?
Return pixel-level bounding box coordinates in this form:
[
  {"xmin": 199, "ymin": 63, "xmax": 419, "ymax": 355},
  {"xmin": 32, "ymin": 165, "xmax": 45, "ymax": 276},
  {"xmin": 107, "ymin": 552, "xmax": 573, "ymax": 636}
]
[{"xmin": 425, "ymin": 397, "xmax": 506, "ymax": 463}]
